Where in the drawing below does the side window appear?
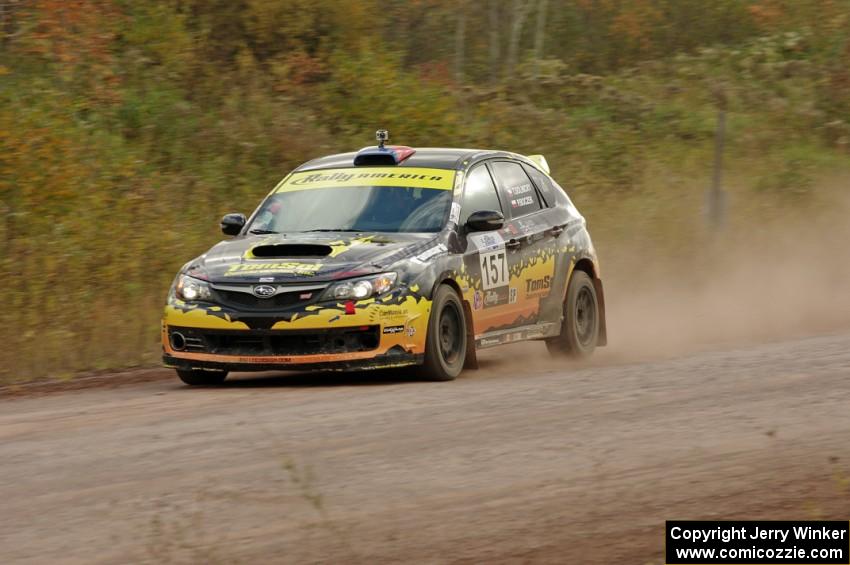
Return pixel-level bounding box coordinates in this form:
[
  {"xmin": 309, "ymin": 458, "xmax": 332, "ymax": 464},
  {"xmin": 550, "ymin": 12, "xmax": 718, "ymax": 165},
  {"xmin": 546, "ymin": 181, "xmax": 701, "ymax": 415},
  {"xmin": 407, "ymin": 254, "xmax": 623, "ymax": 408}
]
[
  {"xmin": 460, "ymin": 164, "xmax": 502, "ymax": 225},
  {"xmin": 522, "ymin": 163, "xmax": 556, "ymax": 207},
  {"xmin": 490, "ymin": 161, "xmax": 542, "ymax": 218}
]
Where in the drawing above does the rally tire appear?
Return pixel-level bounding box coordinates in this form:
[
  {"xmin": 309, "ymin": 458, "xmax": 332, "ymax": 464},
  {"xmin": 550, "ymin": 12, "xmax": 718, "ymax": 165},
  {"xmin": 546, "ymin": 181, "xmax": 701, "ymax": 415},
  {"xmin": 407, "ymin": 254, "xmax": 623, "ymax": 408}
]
[
  {"xmin": 176, "ymin": 369, "xmax": 229, "ymax": 386},
  {"xmin": 418, "ymin": 285, "xmax": 467, "ymax": 381},
  {"xmin": 546, "ymin": 270, "xmax": 599, "ymax": 358}
]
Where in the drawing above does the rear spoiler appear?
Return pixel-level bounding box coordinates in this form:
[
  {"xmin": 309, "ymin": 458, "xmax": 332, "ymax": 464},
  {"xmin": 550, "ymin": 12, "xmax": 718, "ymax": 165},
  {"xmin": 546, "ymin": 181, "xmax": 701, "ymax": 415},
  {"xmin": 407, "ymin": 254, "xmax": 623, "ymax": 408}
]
[{"xmin": 526, "ymin": 154, "xmax": 550, "ymax": 175}]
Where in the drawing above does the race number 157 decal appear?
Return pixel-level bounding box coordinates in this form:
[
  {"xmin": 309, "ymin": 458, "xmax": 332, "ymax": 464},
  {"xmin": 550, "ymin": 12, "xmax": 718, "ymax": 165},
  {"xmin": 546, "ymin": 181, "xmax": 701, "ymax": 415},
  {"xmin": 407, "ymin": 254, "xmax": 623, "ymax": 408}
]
[{"xmin": 480, "ymin": 250, "xmax": 508, "ymax": 290}]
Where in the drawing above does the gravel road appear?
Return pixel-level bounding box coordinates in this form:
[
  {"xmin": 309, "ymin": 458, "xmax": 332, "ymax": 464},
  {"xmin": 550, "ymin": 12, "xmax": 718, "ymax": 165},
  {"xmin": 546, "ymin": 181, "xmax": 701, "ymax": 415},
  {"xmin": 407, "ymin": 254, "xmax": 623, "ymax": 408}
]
[{"xmin": 2, "ymin": 334, "xmax": 849, "ymax": 564}]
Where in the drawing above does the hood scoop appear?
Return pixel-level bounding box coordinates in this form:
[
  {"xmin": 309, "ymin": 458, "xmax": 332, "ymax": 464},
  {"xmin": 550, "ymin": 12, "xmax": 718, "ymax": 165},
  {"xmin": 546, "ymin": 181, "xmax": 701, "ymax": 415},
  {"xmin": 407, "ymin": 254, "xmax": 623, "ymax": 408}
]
[{"xmin": 250, "ymin": 244, "xmax": 333, "ymax": 258}]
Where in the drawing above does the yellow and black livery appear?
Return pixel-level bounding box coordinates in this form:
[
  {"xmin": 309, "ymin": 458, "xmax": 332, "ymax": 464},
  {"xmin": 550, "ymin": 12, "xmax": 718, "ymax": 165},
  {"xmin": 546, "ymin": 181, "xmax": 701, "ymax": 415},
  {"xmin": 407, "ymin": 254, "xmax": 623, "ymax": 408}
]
[{"xmin": 163, "ymin": 139, "xmax": 606, "ymax": 385}]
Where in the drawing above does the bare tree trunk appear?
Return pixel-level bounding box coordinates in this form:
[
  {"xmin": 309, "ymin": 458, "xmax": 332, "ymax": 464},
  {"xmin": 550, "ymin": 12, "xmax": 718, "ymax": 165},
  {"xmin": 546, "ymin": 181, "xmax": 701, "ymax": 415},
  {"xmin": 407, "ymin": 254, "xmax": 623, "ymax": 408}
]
[
  {"xmin": 505, "ymin": 0, "xmax": 534, "ymax": 81},
  {"xmin": 489, "ymin": 0, "xmax": 500, "ymax": 80},
  {"xmin": 533, "ymin": 0, "xmax": 548, "ymax": 78},
  {"xmin": 455, "ymin": 3, "xmax": 466, "ymax": 84}
]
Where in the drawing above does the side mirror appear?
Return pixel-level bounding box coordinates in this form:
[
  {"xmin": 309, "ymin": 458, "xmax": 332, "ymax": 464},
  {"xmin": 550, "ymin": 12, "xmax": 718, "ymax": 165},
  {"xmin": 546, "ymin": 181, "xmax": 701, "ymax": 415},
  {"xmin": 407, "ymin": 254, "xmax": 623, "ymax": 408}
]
[
  {"xmin": 465, "ymin": 210, "xmax": 504, "ymax": 232},
  {"xmin": 220, "ymin": 213, "xmax": 246, "ymax": 236}
]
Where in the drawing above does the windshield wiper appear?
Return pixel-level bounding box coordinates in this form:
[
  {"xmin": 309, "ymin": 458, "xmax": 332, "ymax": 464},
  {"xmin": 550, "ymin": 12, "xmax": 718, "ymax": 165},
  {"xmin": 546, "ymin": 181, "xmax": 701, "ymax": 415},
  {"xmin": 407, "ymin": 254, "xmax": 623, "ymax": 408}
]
[
  {"xmin": 248, "ymin": 228, "xmax": 280, "ymax": 235},
  {"xmin": 303, "ymin": 229, "xmax": 363, "ymax": 233}
]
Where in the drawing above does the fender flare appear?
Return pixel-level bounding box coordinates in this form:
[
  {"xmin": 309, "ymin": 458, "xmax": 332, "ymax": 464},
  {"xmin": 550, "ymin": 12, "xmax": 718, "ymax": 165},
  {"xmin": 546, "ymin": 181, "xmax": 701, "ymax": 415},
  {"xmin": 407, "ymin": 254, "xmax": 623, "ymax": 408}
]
[{"xmin": 429, "ymin": 271, "xmax": 479, "ymax": 369}]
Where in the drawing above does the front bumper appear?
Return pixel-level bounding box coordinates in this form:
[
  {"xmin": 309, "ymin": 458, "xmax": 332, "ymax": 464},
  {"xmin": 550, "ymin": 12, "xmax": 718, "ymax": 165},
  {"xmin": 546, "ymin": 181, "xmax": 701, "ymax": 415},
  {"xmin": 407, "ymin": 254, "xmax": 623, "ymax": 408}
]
[
  {"xmin": 163, "ymin": 351, "xmax": 424, "ymax": 373},
  {"xmin": 161, "ymin": 291, "xmax": 431, "ymax": 371}
]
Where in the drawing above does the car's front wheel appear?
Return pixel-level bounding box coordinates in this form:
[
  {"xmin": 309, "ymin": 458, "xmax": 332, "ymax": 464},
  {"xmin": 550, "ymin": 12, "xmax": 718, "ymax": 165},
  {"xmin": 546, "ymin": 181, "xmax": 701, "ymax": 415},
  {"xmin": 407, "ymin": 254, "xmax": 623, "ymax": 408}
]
[
  {"xmin": 176, "ymin": 369, "xmax": 229, "ymax": 386},
  {"xmin": 418, "ymin": 285, "xmax": 467, "ymax": 381},
  {"xmin": 546, "ymin": 270, "xmax": 599, "ymax": 358}
]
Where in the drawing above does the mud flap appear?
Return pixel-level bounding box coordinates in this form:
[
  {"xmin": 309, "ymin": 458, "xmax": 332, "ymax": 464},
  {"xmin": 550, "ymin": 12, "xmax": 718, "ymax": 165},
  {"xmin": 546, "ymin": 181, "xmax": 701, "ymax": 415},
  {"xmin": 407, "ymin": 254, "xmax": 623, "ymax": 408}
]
[
  {"xmin": 593, "ymin": 277, "xmax": 608, "ymax": 346},
  {"xmin": 462, "ymin": 300, "xmax": 479, "ymax": 369}
]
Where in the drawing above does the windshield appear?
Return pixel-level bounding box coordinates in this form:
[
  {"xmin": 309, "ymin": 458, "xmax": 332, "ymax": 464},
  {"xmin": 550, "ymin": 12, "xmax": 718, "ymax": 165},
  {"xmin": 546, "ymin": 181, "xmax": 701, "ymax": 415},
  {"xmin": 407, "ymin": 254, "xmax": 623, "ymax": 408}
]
[{"xmin": 248, "ymin": 167, "xmax": 456, "ymax": 234}]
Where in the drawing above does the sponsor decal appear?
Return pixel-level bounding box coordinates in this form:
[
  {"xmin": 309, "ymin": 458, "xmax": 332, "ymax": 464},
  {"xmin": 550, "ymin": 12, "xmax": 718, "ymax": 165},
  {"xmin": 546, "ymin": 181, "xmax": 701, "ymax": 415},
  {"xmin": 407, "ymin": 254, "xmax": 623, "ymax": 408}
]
[
  {"xmin": 414, "ymin": 243, "xmax": 448, "ymax": 263},
  {"xmin": 299, "ymin": 292, "xmax": 313, "ymax": 299},
  {"xmin": 525, "ymin": 275, "xmax": 552, "ymax": 297},
  {"xmin": 449, "ymin": 202, "xmax": 461, "ymax": 224},
  {"xmin": 479, "ymin": 337, "xmax": 501, "ymax": 347},
  {"xmin": 293, "ymin": 171, "xmax": 356, "ymax": 184},
  {"xmin": 516, "ymin": 218, "xmax": 537, "ymax": 234},
  {"xmin": 381, "ymin": 308, "xmax": 406, "ymax": 319},
  {"xmin": 509, "ymin": 287, "xmax": 517, "ymax": 304},
  {"xmin": 383, "ymin": 325, "xmax": 405, "ymax": 335},
  {"xmin": 472, "ymin": 290, "xmax": 483, "ymax": 310},
  {"xmin": 469, "ymin": 231, "xmax": 504, "ymax": 252},
  {"xmin": 259, "ymin": 276, "xmax": 275, "ymax": 283},
  {"xmin": 226, "ymin": 262, "xmax": 322, "ymax": 276},
  {"xmin": 406, "ymin": 326, "xmax": 416, "ymax": 337},
  {"xmin": 480, "ymin": 287, "xmax": 510, "ymax": 308},
  {"xmin": 241, "ymin": 356, "xmax": 292, "ymax": 363},
  {"xmin": 277, "ymin": 167, "xmax": 456, "ymax": 192},
  {"xmin": 512, "ymin": 196, "xmax": 534, "ymax": 208},
  {"xmin": 505, "ymin": 332, "xmax": 523, "ymax": 343}
]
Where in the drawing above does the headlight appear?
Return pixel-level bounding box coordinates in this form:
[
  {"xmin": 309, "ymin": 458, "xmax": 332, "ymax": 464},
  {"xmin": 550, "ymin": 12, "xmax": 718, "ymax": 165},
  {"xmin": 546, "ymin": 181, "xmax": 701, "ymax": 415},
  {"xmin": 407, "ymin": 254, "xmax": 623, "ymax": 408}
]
[
  {"xmin": 323, "ymin": 273, "xmax": 397, "ymax": 301},
  {"xmin": 175, "ymin": 274, "xmax": 212, "ymax": 302}
]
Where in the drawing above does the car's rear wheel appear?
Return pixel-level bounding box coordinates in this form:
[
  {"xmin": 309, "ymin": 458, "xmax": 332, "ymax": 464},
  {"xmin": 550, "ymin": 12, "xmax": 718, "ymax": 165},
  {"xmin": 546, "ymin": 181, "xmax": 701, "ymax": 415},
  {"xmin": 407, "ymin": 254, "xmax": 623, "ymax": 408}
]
[
  {"xmin": 418, "ymin": 285, "xmax": 467, "ymax": 381},
  {"xmin": 176, "ymin": 369, "xmax": 228, "ymax": 386},
  {"xmin": 546, "ymin": 270, "xmax": 599, "ymax": 358}
]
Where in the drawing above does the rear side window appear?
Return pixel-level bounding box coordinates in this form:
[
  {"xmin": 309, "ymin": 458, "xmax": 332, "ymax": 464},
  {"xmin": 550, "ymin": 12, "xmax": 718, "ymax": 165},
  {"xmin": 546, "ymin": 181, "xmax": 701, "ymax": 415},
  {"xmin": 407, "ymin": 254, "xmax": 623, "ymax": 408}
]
[
  {"xmin": 460, "ymin": 165, "xmax": 502, "ymax": 225},
  {"xmin": 522, "ymin": 163, "xmax": 556, "ymax": 207},
  {"xmin": 490, "ymin": 161, "xmax": 542, "ymax": 218}
]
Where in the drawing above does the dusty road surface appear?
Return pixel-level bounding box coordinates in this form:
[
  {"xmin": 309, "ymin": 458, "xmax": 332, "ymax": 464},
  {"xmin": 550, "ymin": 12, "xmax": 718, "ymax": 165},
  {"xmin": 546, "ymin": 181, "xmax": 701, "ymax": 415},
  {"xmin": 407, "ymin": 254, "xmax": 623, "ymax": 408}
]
[{"xmin": 2, "ymin": 333, "xmax": 850, "ymax": 564}]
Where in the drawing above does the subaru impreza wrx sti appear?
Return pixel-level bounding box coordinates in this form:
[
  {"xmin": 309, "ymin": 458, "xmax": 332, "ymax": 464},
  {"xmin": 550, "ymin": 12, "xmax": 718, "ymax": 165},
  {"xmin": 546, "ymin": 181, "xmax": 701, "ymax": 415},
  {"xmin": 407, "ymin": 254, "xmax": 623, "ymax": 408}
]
[{"xmin": 163, "ymin": 131, "xmax": 606, "ymax": 385}]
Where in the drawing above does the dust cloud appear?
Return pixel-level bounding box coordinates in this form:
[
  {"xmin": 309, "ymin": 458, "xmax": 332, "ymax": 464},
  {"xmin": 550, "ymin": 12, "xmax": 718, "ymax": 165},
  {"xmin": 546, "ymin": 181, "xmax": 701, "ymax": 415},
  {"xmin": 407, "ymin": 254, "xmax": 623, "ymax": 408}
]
[
  {"xmin": 603, "ymin": 198, "xmax": 850, "ymax": 361},
  {"xmin": 482, "ymin": 190, "xmax": 850, "ymax": 370}
]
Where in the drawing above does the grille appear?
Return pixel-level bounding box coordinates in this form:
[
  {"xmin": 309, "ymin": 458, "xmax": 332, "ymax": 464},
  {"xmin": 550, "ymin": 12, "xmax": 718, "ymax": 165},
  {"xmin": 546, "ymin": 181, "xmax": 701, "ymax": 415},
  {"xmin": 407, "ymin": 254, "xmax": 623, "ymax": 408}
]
[
  {"xmin": 169, "ymin": 326, "xmax": 381, "ymax": 356},
  {"xmin": 183, "ymin": 336, "xmax": 205, "ymax": 351},
  {"xmin": 210, "ymin": 287, "xmax": 321, "ymax": 311}
]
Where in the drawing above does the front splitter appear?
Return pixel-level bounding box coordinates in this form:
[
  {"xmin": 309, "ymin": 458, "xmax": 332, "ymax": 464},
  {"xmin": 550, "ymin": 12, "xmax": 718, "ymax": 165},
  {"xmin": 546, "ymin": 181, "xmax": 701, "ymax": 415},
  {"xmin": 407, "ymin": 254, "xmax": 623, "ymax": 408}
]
[{"xmin": 163, "ymin": 351, "xmax": 423, "ymax": 373}]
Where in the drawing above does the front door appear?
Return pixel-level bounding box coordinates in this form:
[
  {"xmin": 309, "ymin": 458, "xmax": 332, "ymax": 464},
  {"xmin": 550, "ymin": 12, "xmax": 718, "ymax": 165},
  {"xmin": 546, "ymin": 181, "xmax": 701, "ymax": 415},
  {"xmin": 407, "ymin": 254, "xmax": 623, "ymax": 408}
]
[{"xmin": 457, "ymin": 163, "xmax": 516, "ymax": 336}]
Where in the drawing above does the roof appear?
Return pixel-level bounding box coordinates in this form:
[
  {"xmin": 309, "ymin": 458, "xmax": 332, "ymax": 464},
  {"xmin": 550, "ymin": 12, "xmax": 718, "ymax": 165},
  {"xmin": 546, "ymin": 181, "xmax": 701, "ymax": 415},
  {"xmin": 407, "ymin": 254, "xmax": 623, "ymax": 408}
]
[{"xmin": 296, "ymin": 147, "xmax": 499, "ymax": 172}]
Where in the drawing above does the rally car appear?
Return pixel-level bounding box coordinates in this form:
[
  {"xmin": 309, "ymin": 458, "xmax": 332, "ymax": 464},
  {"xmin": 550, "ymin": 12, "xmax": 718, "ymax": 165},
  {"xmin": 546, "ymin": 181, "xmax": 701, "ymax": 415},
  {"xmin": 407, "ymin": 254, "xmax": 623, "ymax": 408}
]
[{"xmin": 163, "ymin": 131, "xmax": 606, "ymax": 385}]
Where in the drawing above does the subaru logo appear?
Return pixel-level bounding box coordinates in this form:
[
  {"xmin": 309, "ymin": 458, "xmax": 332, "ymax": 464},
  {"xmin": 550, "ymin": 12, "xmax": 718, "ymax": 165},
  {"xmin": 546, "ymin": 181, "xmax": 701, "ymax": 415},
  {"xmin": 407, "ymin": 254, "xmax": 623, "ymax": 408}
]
[{"xmin": 252, "ymin": 284, "xmax": 277, "ymax": 298}]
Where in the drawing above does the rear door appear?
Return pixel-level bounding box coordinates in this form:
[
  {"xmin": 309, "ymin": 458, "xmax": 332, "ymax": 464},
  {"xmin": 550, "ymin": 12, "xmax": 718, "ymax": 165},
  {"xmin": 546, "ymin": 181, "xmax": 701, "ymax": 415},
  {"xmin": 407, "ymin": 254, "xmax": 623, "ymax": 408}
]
[{"xmin": 487, "ymin": 160, "xmax": 558, "ymax": 329}]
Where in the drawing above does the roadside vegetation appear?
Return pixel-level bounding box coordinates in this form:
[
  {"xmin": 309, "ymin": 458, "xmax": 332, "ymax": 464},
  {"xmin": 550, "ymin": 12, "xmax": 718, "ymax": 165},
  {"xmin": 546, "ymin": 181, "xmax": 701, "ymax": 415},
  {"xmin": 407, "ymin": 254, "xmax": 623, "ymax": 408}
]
[{"xmin": 1, "ymin": 0, "xmax": 848, "ymax": 381}]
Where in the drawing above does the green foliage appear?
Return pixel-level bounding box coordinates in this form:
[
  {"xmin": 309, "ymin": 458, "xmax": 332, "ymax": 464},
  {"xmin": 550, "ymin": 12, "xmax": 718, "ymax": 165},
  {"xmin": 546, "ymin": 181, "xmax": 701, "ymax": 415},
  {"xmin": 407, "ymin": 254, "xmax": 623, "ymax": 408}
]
[
  {"xmin": 320, "ymin": 45, "xmax": 459, "ymax": 144},
  {"xmin": 755, "ymin": 158, "xmax": 813, "ymax": 199},
  {"xmin": 0, "ymin": 0, "xmax": 849, "ymax": 381}
]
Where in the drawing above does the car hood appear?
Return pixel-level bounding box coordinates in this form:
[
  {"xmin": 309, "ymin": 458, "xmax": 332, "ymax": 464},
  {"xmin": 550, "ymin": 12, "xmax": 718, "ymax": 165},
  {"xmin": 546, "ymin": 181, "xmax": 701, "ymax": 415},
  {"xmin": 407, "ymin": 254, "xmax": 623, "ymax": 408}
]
[{"xmin": 193, "ymin": 232, "xmax": 439, "ymax": 284}]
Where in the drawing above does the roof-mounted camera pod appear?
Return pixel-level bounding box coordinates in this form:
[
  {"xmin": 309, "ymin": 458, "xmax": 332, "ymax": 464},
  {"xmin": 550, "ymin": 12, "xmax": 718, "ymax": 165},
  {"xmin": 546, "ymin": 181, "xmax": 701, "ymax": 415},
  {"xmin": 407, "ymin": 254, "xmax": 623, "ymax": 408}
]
[
  {"xmin": 353, "ymin": 129, "xmax": 416, "ymax": 166},
  {"xmin": 376, "ymin": 129, "xmax": 389, "ymax": 148}
]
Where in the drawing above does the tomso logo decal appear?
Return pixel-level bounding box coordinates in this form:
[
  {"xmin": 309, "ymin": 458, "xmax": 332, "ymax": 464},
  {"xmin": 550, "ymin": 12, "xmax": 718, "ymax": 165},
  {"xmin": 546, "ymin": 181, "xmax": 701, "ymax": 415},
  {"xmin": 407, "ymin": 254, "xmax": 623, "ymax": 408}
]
[{"xmin": 525, "ymin": 276, "xmax": 551, "ymax": 296}]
